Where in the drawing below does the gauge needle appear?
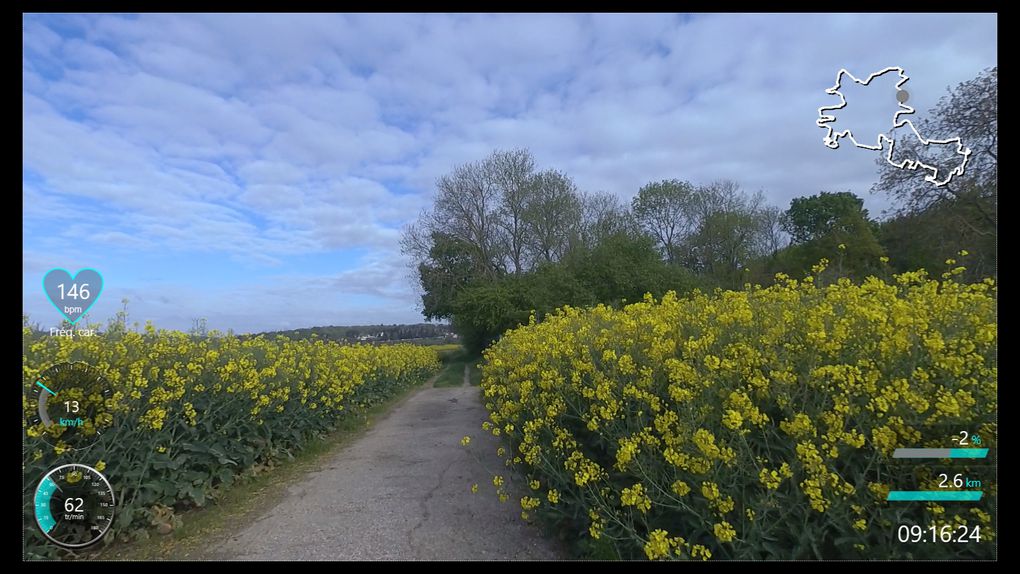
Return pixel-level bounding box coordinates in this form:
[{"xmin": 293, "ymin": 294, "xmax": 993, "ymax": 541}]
[{"xmin": 36, "ymin": 381, "xmax": 57, "ymax": 396}]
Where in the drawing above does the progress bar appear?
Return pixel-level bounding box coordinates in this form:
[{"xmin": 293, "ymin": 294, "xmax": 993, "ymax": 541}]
[
  {"xmin": 887, "ymin": 491, "xmax": 983, "ymax": 502},
  {"xmin": 892, "ymin": 448, "xmax": 989, "ymax": 459}
]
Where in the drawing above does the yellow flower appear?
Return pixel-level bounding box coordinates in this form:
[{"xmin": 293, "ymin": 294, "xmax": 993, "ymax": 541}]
[
  {"xmin": 644, "ymin": 529, "xmax": 673, "ymax": 560},
  {"xmin": 853, "ymin": 519, "xmax": 867, "ymax": 531},
  {"xmin": 588, "ymin": 508, "xmax": 605, "ymax": 540},
  {"xmin": 970, "ymin": 509, "xmax": 991, "ymax": 524},
  {"xmin": 547, "ymin": 489, "xmax": 560, "ymax": 504},
  {"xmin": 692, "ymin": 429, "xmax": 722, "ymax": 458},
  {"xmin": 779, "ymin": 462, "xmax": 793, "ymax": 478},
  {"xmin": 759, "ymin": 467, "xmax": 782, "ymax": 490},
  {"xmin": 94, "ymin": 460, "xmax": 106, "ymax": 472},
  {"xmin": 470, "ymin": 483, "xmax": 478, "ymax": 494},
  {"xmin": 713, "ymin": 495, "xmax": 735, "ymax": 515},
  {"xmin": 713, "ymin": 521, "xmax": 737, "ymax": 543},
  {"xmin": 691, "ymin": 544, "xmax": 712, "ymax": 560},
  {"xmin": 183, "ymin": 402, "xmax": 197, "ymax": 426},
  {"xmin": 780, "ymin": 413, "xmax": 815, "ymax": 438},
  {"xmin": 529, "ymin": 479, "xmax": 540, "ymax": 490},
  {"xmin": 838, "ymin": 243, "xmax": 846, "ymax": 250},
  {"xmin": 868, "ymin": 482, "xmax": 890, "ymax": 500},
  {"xmin": 615, "ymin": 437, "xmax": 639, "ymax": 469},
  {"xmin": 492, "ymin": 475, "xmax": 504, "ymax": 488},
  {"xmin": 620, "ymin": 483, "xmax": 652, "ymax": 512},
  {"xmin": 801, "ymin": 478, "xmax": 829, "ymax": 512},
  {"xmin": 460, "ymin": 435, "xmax": 471, "ymax": 447},
  {"xmin": 701, "ymin": 481, "xmax": 720, "ymax": 500},
  {"xmin": 520, "ymin": 496, "xmax": 540, "ymax": 510},
  {"xmin": 722, "ymin": 409, "xmax": 743, "ymax": 430},
  {"xmin": 704, "ymin": 355, "xmax": 722, "ymax": 370},
  {"xmin": 671, "ymin": 480, "xmax": 691, "ymax": 496}
]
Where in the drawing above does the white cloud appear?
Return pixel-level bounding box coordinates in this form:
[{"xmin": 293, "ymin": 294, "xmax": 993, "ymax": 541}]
[{"xmin": 23, "ymin": 13, "xmax": 997, "ymax": 330}]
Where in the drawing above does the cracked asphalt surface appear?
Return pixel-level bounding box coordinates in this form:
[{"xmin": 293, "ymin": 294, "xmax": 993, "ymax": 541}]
[{"xmin": 202, "ymin": 380, "xmax": 564, "ymax": 560}]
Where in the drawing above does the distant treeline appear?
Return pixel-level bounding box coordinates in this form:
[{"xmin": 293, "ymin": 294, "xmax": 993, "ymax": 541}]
[{"xmin": 254, "ymin": 323, "xmax": 456, "ymax": 343}]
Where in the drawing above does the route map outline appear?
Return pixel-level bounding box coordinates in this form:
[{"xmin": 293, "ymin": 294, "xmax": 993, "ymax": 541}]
[{"xmin": 816, "ymin": 66, "xmax": 971, "ymax": 187}]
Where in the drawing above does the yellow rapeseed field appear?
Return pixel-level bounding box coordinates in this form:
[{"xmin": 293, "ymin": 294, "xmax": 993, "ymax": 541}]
[
  {"xmin": 481, "ymin": 265, "xmax": 996, "ymax": 559},
  {"xmin": 23, "ymin": 327, "xmax": 439, "ymax": 555}
]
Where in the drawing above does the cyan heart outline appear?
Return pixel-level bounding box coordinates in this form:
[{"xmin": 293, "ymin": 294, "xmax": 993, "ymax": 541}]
[{"xmin": 42, "ymin": 268, "xmax": 105, "ymax": 326}]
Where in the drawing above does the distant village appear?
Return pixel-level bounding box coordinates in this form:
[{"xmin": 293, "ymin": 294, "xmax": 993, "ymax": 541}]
[{"xmin": 257, "ymin": 323, "xmax": 458, "ymax": 345}]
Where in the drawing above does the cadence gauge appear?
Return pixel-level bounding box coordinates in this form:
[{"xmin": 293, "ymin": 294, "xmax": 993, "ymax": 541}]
[{"xmin": 34, "ymin": 463, "xmax": 116, "ymax": 549}]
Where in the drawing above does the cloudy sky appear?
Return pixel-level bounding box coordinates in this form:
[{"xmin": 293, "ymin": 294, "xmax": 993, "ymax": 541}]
[{"xmin": 23, "ymin": 13, "xmax": 997, "ymax": 333}]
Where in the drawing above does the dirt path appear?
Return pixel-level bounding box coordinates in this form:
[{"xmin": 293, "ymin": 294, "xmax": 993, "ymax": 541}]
[{"xmin": 200, "ymin": 382, "xmax": 564, "ymax": 560}]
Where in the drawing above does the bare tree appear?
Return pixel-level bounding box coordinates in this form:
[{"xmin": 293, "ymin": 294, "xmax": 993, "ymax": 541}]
[
  {"xmin": 578, "ymin": 191, "xmax": 636, "ymax": 248},
  {"xmin": 696, "ymin": 179, "xmax": 747, "ymax": 220},
  {"xmin": 631, "ymin": 179, "xmax": 699, "ymax": 264},
  {"xmin": 757, "ymin": 203, "xmax": 789, "ymax": 257},
  {"xmin": 524, "ymin": 169, "xmax": 583, "ymax": 265},
  {"xmin": 433, "ymin": 158, "xmax": 505, "ymax": 277},
  {"xmin": 489, "ymin": 149, "xmax": 538, "ymax": 274},
  {"xmin": 684, "ymin": 183, "xmax": 780, "ymax": 278}
]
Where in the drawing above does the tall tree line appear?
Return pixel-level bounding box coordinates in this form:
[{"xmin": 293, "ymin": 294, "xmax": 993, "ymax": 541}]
[{"xmin": 402, "ymin": 67, "xmax": 995, "ymax": 354}]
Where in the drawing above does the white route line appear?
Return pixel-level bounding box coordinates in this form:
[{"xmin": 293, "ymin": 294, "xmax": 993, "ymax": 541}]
[{"xmin": 816, "ymin": 66, "xmax": 971, "ymax": 187}]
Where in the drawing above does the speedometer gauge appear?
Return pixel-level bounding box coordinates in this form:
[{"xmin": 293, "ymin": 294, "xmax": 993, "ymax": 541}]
[{"xmin": 27, "ymin": 362, "xmax": 114, "ymax": 451}]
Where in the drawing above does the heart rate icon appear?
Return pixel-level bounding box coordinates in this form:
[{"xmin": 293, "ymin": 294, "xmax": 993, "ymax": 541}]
[{"xmin": 42, "ymin": 268, "xmax": 104, "ymax": 325}]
